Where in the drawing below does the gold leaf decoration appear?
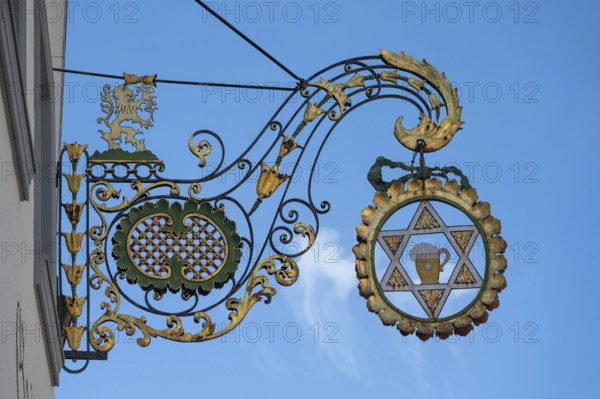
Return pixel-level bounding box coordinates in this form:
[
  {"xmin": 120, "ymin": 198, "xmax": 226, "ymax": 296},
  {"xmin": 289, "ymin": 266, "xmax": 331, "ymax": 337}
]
[
  {"xmin": 419, "ymin": 290, "xmax": 444, "ymax": 313},
  {"xmin": 62, "ymin": 231, "xmax": 86, "ymax": 255},
  {"xmin": 451, "ymin": 231, "xmax": 473, "ymax": 252},
  {"xmin": 63, "ymin": 172, "xmax": 85, "ymax": 194},
  {"xmin": 256, "ymin": 163, "xmax": 288, "ymax": 199},
  {"xmin": 387, "ymin": 268, "xmax": 407, "ymax": 287},
  {"xmin": 307, "ymin": 79, "xmax": 349, "ymax": 120},
  {"xmin": 279, "ymin": 135, "xmax": 298, "ymax": 158},
  {"xmin": 123, "ymin": 72, "xmax": 157, "ymax": 87},
  {"xmin": 382, "ymin": 235, "xmax": 403, "ymax": 254},
  {"xmin": 63, "ymin": 295, "xmax": 86, "ymax": 318},
  {"xmin": 62, "ymin": 264, "xmax": 85, "ymax": 286},
  {"xmin": 455, "ymin": 264, "xmax": 476, "ymax": 284},
  {"xmin": 89, "ymin": 255, "xmax": 299, "ymax": 351},
  {"xmin": 429, "ymin": 93, "xmax": 442, "ymax": 109},
  {"xmin": 188, "ymin": 132, "xmax": 212, "ymax": 167},
  {"xmin": 415, "ymin": 208, "xmax": 440, "ymax": 229},
  {"xmin": 381, "ymin": 49, "xmax": 464, "ymax": 152},
  {"xmin": 303, "ymin": 102, "xmax": 325, "ymax": 123},
  {"xmin": 64, "ymin": 325, "xmax": 86, "ymax": 351},
  {"xmin": 345, "ymin": 73, "xmax": 365, "ymax": 88},
  {"xmin": 407, "ymin": 78, "xmax": 425, "ymax": 92},
  {"xmin": 63, "ymin": 203, "xmax": 85, "ymax": 225},
  {"xmin": 380, "ymin": 71, "xmax": 400, "ymax": 84},
  {"xmin": 63, "ymin": 142, "xmax": 87, "ymax": 164}
]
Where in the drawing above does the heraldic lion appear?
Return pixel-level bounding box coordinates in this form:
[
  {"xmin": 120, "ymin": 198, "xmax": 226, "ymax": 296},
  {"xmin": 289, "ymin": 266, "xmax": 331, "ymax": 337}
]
[{"xmin": 97, "ymin": 84, "xmax": 158, "ymax": 152}]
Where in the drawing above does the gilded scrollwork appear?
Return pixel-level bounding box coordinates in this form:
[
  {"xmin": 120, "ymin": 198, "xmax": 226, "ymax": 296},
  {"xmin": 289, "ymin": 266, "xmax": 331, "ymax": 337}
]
[
  {"xmin": 88, "ymin": 180, "xmax": 180, "ymax": 243},
  {"xmin": 188, "ymin": 131, "xmax": 212, "ymax": 167},
  {"xmin": 90, "ymin": 255, "xmax": 298, "ymax": 350},
  {"xmin": 293, "ymin": 222, "xmax": 316, "ymax": 250},
  {"xmin": 306, "ymin": 78, "xmax": 351, "ymax": 121},
  {"xmin": 380, "ymin": 49, "xmax": 464, "ymax": 152},
  {"xmin": 187, "ymin": 182, "xmax": 203, "ymax": 201}
]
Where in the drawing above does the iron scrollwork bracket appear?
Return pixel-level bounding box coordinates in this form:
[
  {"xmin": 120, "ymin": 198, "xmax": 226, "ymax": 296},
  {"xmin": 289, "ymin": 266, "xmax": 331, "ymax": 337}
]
[{"xmin": 58, "ymin": 50, "xmax": 465, "ymax": 372}]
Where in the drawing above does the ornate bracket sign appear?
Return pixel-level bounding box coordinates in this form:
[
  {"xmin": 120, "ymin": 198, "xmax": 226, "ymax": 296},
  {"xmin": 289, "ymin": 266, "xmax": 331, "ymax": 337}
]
[{"xmin": 58, "ymin": 50, "xmax": 507, "ymax": 371}]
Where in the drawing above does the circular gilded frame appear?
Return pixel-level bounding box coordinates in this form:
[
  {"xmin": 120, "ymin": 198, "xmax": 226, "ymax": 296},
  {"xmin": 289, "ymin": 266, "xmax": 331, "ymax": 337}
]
[{"xmin": 353, "ymin": 178, "xmax": 507, "ymax": 341}]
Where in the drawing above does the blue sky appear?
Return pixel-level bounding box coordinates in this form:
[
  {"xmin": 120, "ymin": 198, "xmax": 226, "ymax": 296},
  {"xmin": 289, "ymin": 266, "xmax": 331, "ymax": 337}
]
[{"xmin": 56, "ymin": 0, "xmax": 599, "ymax": 397}]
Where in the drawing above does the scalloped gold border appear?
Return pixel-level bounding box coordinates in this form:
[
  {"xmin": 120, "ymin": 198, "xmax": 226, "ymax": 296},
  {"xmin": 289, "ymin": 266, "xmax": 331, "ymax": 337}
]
[{"xmin": 353, "ymin": 178, "xmax": 507, "ymax": 341}]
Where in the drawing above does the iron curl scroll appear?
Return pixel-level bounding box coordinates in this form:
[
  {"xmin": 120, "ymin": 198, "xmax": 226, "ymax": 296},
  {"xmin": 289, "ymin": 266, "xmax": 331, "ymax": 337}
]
[{"xmin": 59, "ymin": 50, "xmax": 464, "ymax": 369}]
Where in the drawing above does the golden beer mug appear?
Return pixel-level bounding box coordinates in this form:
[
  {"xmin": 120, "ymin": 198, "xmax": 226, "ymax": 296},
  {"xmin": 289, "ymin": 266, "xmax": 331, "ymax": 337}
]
[{"xmin": 409, "ymin": 243, "xmax": 450, "ymax": 284}]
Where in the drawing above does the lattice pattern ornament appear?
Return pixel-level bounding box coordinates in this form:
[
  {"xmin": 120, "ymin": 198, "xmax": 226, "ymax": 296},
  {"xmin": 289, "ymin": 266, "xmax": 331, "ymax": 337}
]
[
  {"xmin": 128, "ymin": 215, "xmax": 227, "ymax": 280},
  {"xmin": 112, "ymin": 199, "xmax": 241, "ymax": 296}
]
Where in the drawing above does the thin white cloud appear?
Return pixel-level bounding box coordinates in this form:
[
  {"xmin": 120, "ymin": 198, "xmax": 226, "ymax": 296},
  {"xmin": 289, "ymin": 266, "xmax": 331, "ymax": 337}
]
[
  {"xmin": 286, "ymin": 227, "xmax": 360, "ymax": 376},
  {"xmin": 446, "ymin": 343, "xmax": 467, "ymax": 368}
]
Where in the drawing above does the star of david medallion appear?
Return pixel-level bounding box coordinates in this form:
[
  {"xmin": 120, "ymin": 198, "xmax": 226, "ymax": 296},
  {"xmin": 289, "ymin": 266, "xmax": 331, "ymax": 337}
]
[
  {"xmin": 378, "ymin": 200, "xmax": 483, "ymax": 318},
  {"xmin": 354, "ymin": 178, "xmax": 507, "ymax": 341}
]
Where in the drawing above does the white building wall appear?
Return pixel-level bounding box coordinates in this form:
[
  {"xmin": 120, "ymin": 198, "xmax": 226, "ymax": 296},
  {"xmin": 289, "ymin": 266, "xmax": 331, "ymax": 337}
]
[{"xmin": 0, "ymin": 1, "xmax": 67, "ymax": 398}]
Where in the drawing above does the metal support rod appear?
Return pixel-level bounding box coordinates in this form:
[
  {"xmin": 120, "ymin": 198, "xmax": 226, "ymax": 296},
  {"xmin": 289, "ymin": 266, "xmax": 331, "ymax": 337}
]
[
  {"xmin": 52, "ymin": 68, "xmax": 295, "ymax": 92},
  {"xmin": 64, "ymin": 351, "xmax": 108, "ymax": 361},
  {"xmin": 194, "ymin": 0, "xmax": 303, "ymax": 83}
]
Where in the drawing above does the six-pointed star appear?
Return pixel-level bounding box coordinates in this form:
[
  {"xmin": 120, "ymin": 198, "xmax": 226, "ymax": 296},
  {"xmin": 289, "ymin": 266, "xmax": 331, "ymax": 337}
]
[{"xmin": 377, "ymin": 201, "xmax": 483, "ymax": 318}]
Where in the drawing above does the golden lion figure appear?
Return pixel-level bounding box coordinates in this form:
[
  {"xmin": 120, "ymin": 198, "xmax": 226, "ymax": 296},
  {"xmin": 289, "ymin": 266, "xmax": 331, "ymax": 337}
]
[{"xmin": 97, "ymin": 84, "xmax": 157, "ymax": 151}]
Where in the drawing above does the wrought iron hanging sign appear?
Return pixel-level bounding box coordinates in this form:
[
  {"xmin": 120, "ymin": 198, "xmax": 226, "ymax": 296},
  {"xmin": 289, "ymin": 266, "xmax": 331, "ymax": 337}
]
[{"xmin": 58, "ymin": 44, "xmax": 507, "ymax": 371}]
